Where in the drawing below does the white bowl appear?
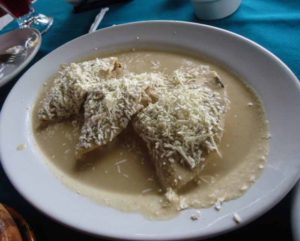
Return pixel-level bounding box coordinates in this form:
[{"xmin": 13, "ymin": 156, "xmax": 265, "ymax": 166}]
[
  {"xmin": 1, "ymin": 21, "xmax": 300, "ymax": 240},
  {"xmin": 191, "ymin": 0, "xmax": 241, "ymax": 20}
]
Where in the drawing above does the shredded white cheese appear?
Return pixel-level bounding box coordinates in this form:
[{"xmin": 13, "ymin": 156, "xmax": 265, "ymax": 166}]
[
  {"xmin": 76, "ymin": 72, "xmax": 166, "ymax": 156},
  {"xmin": 141, "ymin": 188, "xmax": 153, "ymax": 195},
  {"xmin": 190, "ymin": 213, "xmax": 200, "ymax": 221},
  {"xmin": 38, "ymin": 57, "xmax": 229, "ymax": 191},
  {"xmin": 38, "ymin": 57, "xmax": 122, "ymax": 122},
  {"xmin": 114, "ymin": 159, "xmax": 127, "ymax": 165},
  {"xmin": 233, "ymin": 213, "xmax": 242, "ymax": 224},
  {"xmin": 16, "ymin": 144, "xmax": 27, "ymax": 151},
  {"xmin": 131, "ymin": 64, "xmax": 229, "ymax": 189}
]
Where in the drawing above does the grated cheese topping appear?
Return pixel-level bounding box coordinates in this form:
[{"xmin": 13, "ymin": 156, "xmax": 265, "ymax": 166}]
[
  {"xmin": 132, "ymin": 65, "xmax": 228, "ymax": 189},
  {"xmin": 38, "ymin": 57, "xmax": 122, "ymax": 122},
  {"xmin": 133, "ymin": 83, "xmax": 227, "ymax": 169},
  {"xmin": 77, "ymin": 77, "xmax": 144, "ymax": 155},
  {"xmin": 233, "ymin": 213, "xmax": 242, "ymax": 224},
  {"xmin": 38, "ymin": 56, "xmax": 229, "ymax": 190},
  {"xmin": 76, "ymin": 72, "xmax": 167, "ymax": 156}
]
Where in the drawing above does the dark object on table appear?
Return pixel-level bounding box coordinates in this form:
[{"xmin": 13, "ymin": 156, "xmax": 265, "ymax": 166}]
[
  {"xmin": 0, "ymin": 7, "xmax": 6, "ymax": 17},
  {"xmin": 74, "ymin": 0, "xmax": 132, "ymax": 13}
]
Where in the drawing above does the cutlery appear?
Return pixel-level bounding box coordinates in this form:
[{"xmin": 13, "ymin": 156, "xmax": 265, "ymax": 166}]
[
  {"xmin": 89, "ymin": 7, "xmax": 109, "ymax": 33},
  {"xmin": 0, "ymin": 53, "xmax": 17, "ymax": 64}
]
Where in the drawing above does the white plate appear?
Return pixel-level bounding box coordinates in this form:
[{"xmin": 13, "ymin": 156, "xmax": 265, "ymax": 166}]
[
  {"xmin": 292, "ymin": 181, "xmax": 300, "ymax": 241},
  {"xmin": 1, "ymin": 21, "xmax": 300, "ymax": 240},
  {"xmin": 0, "ymin": 28, "xmax": 41, "ymax": 87}
]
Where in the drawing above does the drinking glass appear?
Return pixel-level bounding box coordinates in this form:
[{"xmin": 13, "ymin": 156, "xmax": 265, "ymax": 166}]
[{"xmin": 0, "ymin": 0, "xmax": 53, "ymax": 34}]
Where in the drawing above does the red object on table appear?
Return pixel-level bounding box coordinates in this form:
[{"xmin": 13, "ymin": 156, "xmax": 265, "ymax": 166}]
[{"xmin": 0, "ymin": 0, "xmax": 31, "ymax": 18}]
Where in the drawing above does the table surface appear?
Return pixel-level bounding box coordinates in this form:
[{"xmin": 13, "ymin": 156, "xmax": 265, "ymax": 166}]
[{"xmin": 0, "ymin": 0, "xmax": 299, "ymax": 240}]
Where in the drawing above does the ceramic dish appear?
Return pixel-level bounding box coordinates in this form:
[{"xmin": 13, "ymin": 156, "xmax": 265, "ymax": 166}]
[
  {"xmin": 0, "ymin": 28, "xmax": 41, "ymax": 87},
  {"xmin": 0, "ymin": 21, "xmax": 300, "ymax": 240}
]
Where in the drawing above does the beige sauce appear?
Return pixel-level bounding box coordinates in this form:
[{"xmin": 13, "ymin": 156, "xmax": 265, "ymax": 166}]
[{"xmin": 33, "ymin": 50, "xmax": 269, "ymax": 219}]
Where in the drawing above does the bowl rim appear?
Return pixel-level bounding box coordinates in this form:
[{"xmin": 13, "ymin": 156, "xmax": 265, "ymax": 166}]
[{"xmin": 1, "ymin": 20, "xmax": 300, "ymax": 241}]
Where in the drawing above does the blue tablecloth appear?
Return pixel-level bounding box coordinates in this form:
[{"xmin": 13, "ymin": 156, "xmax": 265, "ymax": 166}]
[{"xmin": 0, "ymin": 0, "xmax": 299, "ymax": 240}]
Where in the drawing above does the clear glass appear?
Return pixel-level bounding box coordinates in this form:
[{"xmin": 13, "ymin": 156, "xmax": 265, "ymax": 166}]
[{"xmin": 0, "ymin": 0, "xmax": 53, "ymax": 34}]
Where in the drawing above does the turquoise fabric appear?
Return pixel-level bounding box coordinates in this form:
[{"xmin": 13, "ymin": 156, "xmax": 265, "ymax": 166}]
[
  {"xmin": 0, "ymin": 1, "xmax": 299, "ymax": 240},
  {"xmin": 1, "ymin": 0, "xmax": 299, "ymax": 77}
]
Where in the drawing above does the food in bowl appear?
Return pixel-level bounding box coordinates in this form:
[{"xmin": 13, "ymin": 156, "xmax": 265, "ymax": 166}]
[{"xmin": 33, "ymin": 49, "xmax": 269, "ymax": 219}]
